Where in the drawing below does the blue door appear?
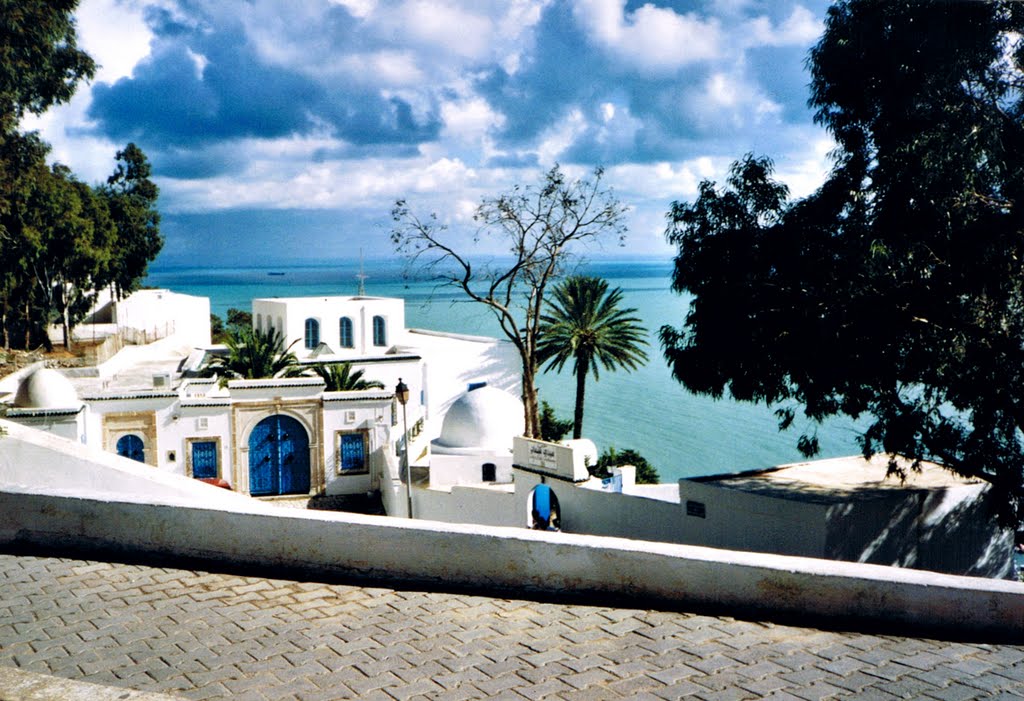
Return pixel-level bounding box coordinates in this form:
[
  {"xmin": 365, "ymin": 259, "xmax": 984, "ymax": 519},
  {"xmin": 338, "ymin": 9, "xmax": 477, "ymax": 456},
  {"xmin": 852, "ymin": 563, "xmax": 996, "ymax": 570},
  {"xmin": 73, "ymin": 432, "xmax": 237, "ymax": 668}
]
[
  {"xmin": 191, "ymin": 441, "xmax": 218, "ymax": 479},
  {"xmin": 248, "ymin": 415, "xmax": 310, "ymax": 496},
  {"xmin": 116, "ymin": 434, "xmax": 145, "ymax": 463}
]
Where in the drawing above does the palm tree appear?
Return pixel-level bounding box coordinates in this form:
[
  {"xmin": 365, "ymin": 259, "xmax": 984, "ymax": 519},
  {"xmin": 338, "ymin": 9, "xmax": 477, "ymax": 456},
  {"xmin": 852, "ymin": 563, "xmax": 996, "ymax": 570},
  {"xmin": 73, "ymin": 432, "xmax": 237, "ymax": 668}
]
[
  {"xmin": 537, "ymin": 276, "xmax": 649, "ymax": 440},
  {"xmin": 205, "ymin": 326, "xmax": 302, "ymax": 382},
  {"xmin": 312, "ymin": 362, "xmax": 384, "ymax": 391}
]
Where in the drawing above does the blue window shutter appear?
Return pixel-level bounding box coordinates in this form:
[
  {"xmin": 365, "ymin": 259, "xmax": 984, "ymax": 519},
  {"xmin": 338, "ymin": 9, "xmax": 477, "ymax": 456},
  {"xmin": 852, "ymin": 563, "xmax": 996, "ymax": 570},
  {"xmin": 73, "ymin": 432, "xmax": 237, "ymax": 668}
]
[
  {"xmin": 339, "ymin": 433, "xmax": 366, "ymax": 471},
  {"xmin": 372, "ymin": 315, "xmax": 386, "ymax": 346},
  {"xmin": 304, "ymin": 318, "xmax": 320, "ymax": 349},
  {"xmin": 339, "ymin": 317, "xmax": 353, "ymax": 348},
  {"xmin": 116, "ymin": 434, "xmax": 145, "ymax": 463},
  {"xmin": 191, "ymin": 441, "xmax": 218, "ymax": 479}
]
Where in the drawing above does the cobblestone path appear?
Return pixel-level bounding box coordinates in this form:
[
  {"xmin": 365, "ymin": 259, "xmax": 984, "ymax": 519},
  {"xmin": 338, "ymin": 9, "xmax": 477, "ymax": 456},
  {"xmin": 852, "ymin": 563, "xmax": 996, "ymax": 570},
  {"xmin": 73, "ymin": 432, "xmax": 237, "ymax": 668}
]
[{"xmin": 1, "ymin": 551, "xmax": 1022, "ymax": 700}]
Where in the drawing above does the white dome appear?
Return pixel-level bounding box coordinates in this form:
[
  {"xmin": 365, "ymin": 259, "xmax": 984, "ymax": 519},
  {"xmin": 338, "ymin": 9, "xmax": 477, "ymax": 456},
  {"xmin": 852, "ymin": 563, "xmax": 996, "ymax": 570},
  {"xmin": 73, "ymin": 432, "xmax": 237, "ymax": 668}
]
[
  {"xmin": 13, "ymin": 368, "xmax": 79, "ymax": 409},
  {"xmin": 433, "ymin": 386, "xmax": 524, "ymax": 452}
]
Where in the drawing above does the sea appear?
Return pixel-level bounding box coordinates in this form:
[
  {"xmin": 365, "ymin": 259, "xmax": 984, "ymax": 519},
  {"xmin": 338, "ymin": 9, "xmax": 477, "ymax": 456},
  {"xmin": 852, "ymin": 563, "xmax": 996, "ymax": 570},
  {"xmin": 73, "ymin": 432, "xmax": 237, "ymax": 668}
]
[{"xmin": 144, "ymin": 256, "xmax": 866, "ymax": 483}]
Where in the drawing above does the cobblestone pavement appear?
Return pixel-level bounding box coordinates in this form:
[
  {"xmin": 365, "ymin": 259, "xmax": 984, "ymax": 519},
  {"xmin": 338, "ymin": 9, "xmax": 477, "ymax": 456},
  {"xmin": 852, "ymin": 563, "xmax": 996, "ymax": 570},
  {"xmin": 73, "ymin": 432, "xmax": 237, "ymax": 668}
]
[{"xmin": 1, "ymin": 551, "xmax": 1022, "ymax": 701}]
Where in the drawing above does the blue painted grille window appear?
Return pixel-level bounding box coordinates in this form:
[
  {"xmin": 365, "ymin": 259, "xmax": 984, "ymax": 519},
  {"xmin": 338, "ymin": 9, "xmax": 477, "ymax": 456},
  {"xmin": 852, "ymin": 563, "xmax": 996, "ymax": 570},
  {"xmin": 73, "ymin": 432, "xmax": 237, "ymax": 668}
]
[
  {"xmin": 372, "ymin": 315, "xmax": 386, "ymax": 346},
  {"xmin": 116, "ymin": 434, "xmax": 145, "ymax": 463},
  {"xmin": 339, "ymin": 433, "xmax": 367, "ymax": 472},
  {"xmin": 304, "ymin": 318, "xmax": 320, "ymax": 349},
  {"xmin": 339, "ymin": 317, "xmax": 353, "ymax": 348},
  {"xmin": 191, "ymin": 441, "xmax": 218, "ymax": 479}
]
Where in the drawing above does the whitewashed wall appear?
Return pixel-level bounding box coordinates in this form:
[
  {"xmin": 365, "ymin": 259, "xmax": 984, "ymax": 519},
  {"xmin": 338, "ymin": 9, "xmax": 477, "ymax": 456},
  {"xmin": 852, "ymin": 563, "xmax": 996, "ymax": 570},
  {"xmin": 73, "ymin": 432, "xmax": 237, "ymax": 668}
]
[
  {"xmin": 678, "ymin": 479, "xmax": 829, "ymax": 557},
  {"xmin": 428, "ymin": 452, "xmax": 513, "ymax": 489},
  {"xmin": 253, "ymin": 297, "xmax": 406, "ymax": 359},
  {"xmin": 3, "ymin": 418, "xmax": 1022, "ymax": 638},
  {"xmin": 115, "ymin": 290, "xmax": 211, "ymax": 347},
  {"xmin": 322, "ymin": 393, "xmax": 394, "ymax": 495},
  {"xmin": 166, "ymin": 404, "xmax": 232, "ymax": 480},
  {"xmin": 414, "ymin": 485, "xmax": 517, "ymax": 527},
  {"xmin": 403, "ymin": 330, "xmax": 521, "ymax": 423}
]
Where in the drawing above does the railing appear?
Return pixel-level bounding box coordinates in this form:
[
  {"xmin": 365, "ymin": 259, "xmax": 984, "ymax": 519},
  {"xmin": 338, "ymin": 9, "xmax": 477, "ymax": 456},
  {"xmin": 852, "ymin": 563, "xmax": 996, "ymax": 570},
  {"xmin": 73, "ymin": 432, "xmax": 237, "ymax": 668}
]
[
  {"xmin": 120, "ymin": 321, "xmax": 175, "ymax": 345},
  {"xmin": 395, "ymin": 417, "xmax": 425, "ymax": 457}
]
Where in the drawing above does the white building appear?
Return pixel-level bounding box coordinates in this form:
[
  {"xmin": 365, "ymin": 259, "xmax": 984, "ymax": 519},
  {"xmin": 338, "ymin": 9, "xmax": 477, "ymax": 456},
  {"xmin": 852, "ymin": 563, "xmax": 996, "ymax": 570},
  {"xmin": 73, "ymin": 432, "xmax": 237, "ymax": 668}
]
[
  {"xmin": 2, "ymin": 291, "xmax": 521, "ymax": 505},
  {"xmin": 3, "ymin": 289, "xmax": 1013, "ymax": 578}
]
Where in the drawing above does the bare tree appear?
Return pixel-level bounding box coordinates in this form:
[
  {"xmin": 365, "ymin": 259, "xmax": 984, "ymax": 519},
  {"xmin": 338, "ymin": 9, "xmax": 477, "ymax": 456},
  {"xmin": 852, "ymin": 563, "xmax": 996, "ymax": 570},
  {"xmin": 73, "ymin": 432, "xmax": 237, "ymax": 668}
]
[{"xmin": 391, "ymin": 165, "xmax": 628, "ymax": 437}]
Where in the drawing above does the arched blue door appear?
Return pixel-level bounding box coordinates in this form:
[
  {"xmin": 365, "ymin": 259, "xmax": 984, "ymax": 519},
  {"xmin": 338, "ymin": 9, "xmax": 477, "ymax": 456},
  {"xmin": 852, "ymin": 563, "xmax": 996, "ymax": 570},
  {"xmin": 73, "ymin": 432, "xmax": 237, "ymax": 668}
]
[
  {"xmin": 248, "ymin": 415, "xmax": 310, "ymax": 496},
  {"xmin": 116, "ymin": 434, "xmax": 145, "ymax": 463}
]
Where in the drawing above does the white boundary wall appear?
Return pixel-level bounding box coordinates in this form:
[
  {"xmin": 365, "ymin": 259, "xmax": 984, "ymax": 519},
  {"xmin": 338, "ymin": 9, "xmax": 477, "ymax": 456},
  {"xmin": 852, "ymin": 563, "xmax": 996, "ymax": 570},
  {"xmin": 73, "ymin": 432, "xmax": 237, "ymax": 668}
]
[{"xmin": 1, "ymin": 420, "xmax": 1022, "ymax": 637}]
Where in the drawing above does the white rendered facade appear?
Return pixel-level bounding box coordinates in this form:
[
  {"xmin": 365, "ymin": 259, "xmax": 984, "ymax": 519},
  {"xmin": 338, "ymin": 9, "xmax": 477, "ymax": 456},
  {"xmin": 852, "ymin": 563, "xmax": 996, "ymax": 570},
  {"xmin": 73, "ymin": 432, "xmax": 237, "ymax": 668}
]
[
  {"xmin": 3, "ymin": 292, "xmax": 520, "ymax": 502},
  {"xmin": 252, "ymin": 296, "xmax": 405, "ymax": 361}
]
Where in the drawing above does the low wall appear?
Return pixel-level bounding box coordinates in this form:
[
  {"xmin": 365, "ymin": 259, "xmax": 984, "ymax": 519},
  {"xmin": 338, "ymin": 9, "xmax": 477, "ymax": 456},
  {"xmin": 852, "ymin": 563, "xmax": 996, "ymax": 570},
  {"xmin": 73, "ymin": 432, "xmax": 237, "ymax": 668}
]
[
  {"xmin": 1, "ymin": 488, "xmax": 1022, "ymax": 638},
  {"xmin": 416, "ymin": 485, "xmax": 518, "ymax": 527},
  {"xmin": 2, "ymin": 419, "xmax": 1022, "ymax": 638},
  {"xmin": 0, "ymin": 420, "xmax": 272, "ymax": 512}
]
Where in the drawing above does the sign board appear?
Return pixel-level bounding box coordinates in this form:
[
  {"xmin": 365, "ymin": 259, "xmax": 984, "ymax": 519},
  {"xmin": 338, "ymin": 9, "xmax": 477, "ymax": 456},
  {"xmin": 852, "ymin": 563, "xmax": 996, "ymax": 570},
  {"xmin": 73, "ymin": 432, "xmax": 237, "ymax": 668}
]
[
  {"xmin": 601, "ymin": 472, "xmax": 623, "ymax": 493},
  {"xmin": 513, "ymin": 436, "xmax": 590, "ymax": 482}
]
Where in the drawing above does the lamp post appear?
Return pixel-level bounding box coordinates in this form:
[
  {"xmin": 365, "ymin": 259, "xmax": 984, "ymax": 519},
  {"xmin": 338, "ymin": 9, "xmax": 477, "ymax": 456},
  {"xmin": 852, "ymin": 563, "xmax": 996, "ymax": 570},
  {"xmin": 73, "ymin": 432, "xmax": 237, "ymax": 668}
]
[{"xmin": 395, "ymin": 378, "xmax": 412, "ymax": 519}]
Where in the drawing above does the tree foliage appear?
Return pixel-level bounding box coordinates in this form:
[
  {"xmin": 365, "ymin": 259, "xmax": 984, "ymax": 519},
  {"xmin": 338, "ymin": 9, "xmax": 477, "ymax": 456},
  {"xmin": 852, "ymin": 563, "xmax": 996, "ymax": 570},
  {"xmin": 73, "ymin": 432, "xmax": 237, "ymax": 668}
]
[
  {"xmin": 0, "ymin": 0, "xmax": 95, "ymax": 132},
  {"xmin": 204, "ymin": 326, "xmax": 301, "ymax": 383},
  {"xmin": 593, "ymin": 447, "xmax": 660, "ymax": 485},
  {"xmin": 99, "ymin": 144, "xmax": 162, "ymax": 297},
  {"xmin": 539, "ymin": 400, "xmax": 573, "ymax": 442},
  {"xmin": 392, "ymin": 165, "xmax": 627, "ymax": 437},
  {"xmin": 662, "ymin": 0, "xmax": 1024, "ymax": 524},
  {"xmin": 312, "ymin": 362, "xmax": 384, "ymax": 392},
  {"xmin": 0, "ymin": 3, "xmax": 160, "ymax": 351},
  {"xmin": 537, "ymin": 276, "xmax": 648, "ymax": 439}
]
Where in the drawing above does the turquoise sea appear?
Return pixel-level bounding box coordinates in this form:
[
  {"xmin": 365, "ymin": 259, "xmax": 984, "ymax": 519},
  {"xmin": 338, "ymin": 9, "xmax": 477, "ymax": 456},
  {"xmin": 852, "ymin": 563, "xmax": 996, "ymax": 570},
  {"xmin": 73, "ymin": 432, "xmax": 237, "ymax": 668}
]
[{"xmin": 145, "ymin": 257, "xmax": 865, "ymax": 482}]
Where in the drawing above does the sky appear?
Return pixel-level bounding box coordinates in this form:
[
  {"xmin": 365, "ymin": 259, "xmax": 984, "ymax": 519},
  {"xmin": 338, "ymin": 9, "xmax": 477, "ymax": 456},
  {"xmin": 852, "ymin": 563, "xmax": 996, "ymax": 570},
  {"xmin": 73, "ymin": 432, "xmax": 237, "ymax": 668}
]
[{"xmin": 24, "ymin": 0, "xmax": 836, "ymax": 267}]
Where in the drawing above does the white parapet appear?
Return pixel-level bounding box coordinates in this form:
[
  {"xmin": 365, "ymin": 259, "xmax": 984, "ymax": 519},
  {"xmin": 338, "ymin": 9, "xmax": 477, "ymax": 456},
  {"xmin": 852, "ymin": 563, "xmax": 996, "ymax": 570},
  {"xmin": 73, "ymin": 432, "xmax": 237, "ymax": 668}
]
[{"xmin": 1, "ymin": 421, "xmax": 1022, "ymax": 638}]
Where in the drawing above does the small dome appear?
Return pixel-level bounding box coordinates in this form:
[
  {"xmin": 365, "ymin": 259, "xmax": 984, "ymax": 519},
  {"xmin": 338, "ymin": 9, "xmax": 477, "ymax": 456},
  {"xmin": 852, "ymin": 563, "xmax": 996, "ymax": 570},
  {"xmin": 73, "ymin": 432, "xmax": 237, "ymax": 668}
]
[
  {"xmin": 433, "ymin": 386, "xmax": 524, "ymax": 451},
  {"xmin": 13, "ymin": 368, "xmax": 79, "ymax": 409}
]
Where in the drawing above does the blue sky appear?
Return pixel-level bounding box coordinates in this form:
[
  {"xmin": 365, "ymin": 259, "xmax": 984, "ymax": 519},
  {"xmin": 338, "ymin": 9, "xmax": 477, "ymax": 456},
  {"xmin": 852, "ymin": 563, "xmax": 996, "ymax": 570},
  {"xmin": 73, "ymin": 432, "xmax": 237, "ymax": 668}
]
[{"xmin": 26, "ymin": 0, "xmax": 834, "ymax": 266}]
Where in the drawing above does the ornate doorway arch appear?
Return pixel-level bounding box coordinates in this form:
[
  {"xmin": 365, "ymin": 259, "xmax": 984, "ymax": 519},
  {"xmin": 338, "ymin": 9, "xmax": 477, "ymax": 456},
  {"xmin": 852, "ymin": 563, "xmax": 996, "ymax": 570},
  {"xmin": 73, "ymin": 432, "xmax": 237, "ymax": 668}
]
[{"xmin": 248, "ymin": 414, "xmax": 311, "ymax": 496}]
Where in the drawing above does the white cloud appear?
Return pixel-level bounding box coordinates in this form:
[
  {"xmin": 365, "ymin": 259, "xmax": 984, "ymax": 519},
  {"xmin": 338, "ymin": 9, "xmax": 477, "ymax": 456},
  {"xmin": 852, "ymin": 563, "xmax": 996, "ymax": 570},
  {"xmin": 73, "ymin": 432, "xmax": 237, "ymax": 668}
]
[
  {"xmin": 339, "ymin": 51, "xmax": 425, "ymax": 86},
  {"xmin": 76, "ymin": 0, "xmax": 153, "ymax": 83},
  {"xmin": 384, "ymin": 1, "xmax": 494, "ymax": 61},
  {"xmin": 744, "ymin": 5, "xmax": 822, "ymax": 48},
  {"xmin": 573, "ymin": 0, "xmax": 722, "ymax": 73},
  {"xmin": 185, "ymin": 48, "xmax": 209, "ymax": 80},
  {"xmin": 328, "ymin": 0, "xmax": 377, "ymax": 18},
  {"xmin": 159, "ymin": 143, "xmax": 479, "ymax": 213},
  {"xmin": 687, "ymin": 71, "xmax": 783, "ymax": 131},
  {"xmin": 774, "ymin": 135, "xmax": 834, "ymax": 198},
  {"xmin": 608, "ymin": 158, "xmax": 727, "ymax": 202},
  {"xmin": 535, "ymin": 108, "xmax": 587, "ymax": 164},
  {"xmin": 441, "ymin": 96, "xmax": 505, "ymax": 143}
]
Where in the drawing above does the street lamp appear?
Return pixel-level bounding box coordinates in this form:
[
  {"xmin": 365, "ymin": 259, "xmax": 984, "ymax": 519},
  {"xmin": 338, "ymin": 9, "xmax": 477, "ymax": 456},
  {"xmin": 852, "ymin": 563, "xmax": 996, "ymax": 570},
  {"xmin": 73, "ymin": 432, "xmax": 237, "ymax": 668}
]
[{"xmin": 395, "ymin": 378, "xmax": 412, "ymax": 518}]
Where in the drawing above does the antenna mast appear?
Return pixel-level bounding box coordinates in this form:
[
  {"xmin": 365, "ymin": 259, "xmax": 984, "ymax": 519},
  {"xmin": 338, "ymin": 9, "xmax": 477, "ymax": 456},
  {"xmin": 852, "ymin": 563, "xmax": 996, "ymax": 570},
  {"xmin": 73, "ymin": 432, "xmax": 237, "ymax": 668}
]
[{"xmin": 356, "ymin": 248, "xmax": 368, "ymax": 296}]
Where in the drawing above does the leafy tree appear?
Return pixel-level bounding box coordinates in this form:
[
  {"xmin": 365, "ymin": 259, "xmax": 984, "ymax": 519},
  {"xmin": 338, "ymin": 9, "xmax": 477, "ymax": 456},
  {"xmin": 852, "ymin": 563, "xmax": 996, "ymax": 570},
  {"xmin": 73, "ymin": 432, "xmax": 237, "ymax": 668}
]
[
  {"xmin": 0, "ymin": 1, "xmax": 135, "ymax": 353},
  {"xmin": 537, "ymin": 276, "xmax": 648, "ymax": 439},
  {"xmin": 0, "ymin": 132, "xmax": 51, "ymax": 348},
  {"xmin": 311, "ymin": 362, "xmax": 385, "ymax": 391},
  {"xmin": 593, "ymin": 447, "xmax": 660, "ymax": 485},
  {"xmin": 0, "ymin": 0, "xmax": 95, "ymax": 133},
  {"xmin": 99, "ymin": 144, "xmax": 162, "ymax": 298},
  {"xmin": 662, "ymin": 0, "xmax": 1024, "ymax": 524},
  {"xmin": 392, "ymin": 165, "xmax": 627, "ymax": 437},
  {"xmin": 210, "ymin": 313, "xmax": 226, "ymax": 343},
  {"xmin": 539, "ymin": 400, "xmax": 573, "ymax": 442},
  {"xmin": 27, "ymin": 165, "xmax": 114, "ymax": 350},
  {"xmin": 226, "ymin": 307, "xmax": 252, "ymax": 330},
  {"xmin": 204, "ymin": 326, "xmax": 301, "ymax": 383}
]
